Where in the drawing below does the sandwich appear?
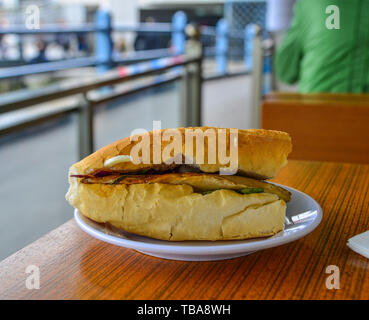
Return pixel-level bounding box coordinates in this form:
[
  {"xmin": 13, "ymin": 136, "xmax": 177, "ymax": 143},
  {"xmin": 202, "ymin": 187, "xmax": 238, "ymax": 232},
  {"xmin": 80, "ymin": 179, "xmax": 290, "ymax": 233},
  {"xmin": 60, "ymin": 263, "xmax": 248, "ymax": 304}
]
[{"xmin": 66, "ymin": 127, "xmax": 292, "ymax": 241}]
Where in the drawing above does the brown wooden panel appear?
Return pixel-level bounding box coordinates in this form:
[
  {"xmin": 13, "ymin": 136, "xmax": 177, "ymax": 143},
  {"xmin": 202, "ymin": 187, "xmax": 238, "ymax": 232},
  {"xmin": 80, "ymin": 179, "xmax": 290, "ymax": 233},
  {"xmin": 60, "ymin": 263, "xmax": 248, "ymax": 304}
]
[
  {"xmin": 0, "ymin": 160, "xmax": 369, "ymax": 300},
  {"xmin": 262, "ymin": 93, "xmax": 369, "ymax": 163},
  {"xmin": 266, "ymin": 92, "xmax": 369, "ymax": 102}
]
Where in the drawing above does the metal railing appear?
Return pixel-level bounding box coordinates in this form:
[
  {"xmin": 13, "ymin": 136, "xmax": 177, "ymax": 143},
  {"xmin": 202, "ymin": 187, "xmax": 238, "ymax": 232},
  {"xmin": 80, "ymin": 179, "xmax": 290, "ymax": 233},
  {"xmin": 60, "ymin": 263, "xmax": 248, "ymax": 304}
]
[
  {"xmin": 0, "ymin": 26, "xmax": 265, "ymax": 151},
  {"xmin": 0, "ymin": 9, "xmax": 267, "ymax": 81},
  {"xmin": 0, "ymin": 53, "xmax": 202, "ymax": 159},
  {"xmin": 0, "ymin": 12, "xmax": 266, "ymax": 167}
]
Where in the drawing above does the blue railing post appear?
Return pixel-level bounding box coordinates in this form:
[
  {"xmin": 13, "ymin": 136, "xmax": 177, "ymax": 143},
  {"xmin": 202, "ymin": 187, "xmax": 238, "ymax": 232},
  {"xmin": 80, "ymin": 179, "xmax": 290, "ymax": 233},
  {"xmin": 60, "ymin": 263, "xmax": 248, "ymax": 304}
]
[
  {"xmin": 215, "ymin": 18, "xmax": 228, "ymax": 75},
  {"xmin": 172, "ymin": 11, "xmax": 187, "ymax": 55},
  {"xmin": 244, "ymin": 24, "xmax": 256, "ymax": 73},
  {"xmin": 95, "ymin": 8, "xmax": 113, "ymax": 74},
  {"xmin": 263, "ymin": 55, "xmax": 272, "ymax": 95}
]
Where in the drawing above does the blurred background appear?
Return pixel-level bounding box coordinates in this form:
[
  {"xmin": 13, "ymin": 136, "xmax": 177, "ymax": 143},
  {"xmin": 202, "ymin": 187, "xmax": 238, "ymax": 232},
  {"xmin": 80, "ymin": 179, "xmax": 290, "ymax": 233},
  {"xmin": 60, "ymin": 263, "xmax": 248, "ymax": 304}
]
[{"xmin": 0, "ymin": 0, "xmax": 368, "ymax": 260}]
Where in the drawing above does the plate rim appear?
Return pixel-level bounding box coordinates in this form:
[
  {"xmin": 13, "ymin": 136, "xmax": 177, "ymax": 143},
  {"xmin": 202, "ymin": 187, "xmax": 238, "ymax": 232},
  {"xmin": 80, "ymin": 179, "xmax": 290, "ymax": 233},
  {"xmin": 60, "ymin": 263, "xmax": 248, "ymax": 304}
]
[{"xmin": 74, "ymin": 184, "xmax": 323, "ymax": 256}]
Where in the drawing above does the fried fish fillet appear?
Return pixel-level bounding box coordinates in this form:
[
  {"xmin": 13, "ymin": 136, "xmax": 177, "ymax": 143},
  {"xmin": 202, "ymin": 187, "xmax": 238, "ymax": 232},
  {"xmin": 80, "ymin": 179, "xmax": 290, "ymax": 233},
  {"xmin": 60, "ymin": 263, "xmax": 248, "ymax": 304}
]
[{"xmin": 81, "ymin": 172, "xmax": 291, "ymax": 202}]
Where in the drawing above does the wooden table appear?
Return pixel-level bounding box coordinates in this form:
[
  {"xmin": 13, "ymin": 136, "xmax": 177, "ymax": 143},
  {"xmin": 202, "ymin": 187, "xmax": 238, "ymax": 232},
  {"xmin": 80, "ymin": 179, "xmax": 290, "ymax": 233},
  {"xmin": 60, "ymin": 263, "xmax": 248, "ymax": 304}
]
[{"xmin": 1, "ymin": 160, "xmax": 368, "ymax": 300}]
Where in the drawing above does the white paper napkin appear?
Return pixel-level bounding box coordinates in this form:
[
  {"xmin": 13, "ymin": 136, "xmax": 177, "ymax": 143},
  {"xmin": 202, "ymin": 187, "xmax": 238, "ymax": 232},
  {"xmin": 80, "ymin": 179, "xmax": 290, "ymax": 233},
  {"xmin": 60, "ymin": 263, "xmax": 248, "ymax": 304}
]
[{"xmin": 347, "ymin": 231, "xmax": 369, "ymax": 259}]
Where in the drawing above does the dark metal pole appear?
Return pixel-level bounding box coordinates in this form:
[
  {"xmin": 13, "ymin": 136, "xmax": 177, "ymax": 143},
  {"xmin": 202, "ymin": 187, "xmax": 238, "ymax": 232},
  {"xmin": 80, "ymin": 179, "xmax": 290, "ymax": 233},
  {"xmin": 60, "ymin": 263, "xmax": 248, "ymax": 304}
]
[
  {"xmin": 77, "ymin": 94, "xmax": 94, "ymax": 159},
  {"xmin": 185, "ymin": 25, "xmax": 203, "ymax": 127}
]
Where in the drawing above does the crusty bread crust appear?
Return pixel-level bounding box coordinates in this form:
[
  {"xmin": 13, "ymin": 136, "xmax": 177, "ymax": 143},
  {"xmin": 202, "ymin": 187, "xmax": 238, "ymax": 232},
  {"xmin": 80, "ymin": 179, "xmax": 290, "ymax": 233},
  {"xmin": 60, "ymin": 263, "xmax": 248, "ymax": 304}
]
[
  {"xmin": 66, "ymin": 127, "xmax": 291, "ymax": 241},
  {"xmin": 69, "ymin": 127, "xmax": 292, "ymax": 180},
  {"xmin": 67, "ymin": 182, "xmax": 286, "ymax": 241}
]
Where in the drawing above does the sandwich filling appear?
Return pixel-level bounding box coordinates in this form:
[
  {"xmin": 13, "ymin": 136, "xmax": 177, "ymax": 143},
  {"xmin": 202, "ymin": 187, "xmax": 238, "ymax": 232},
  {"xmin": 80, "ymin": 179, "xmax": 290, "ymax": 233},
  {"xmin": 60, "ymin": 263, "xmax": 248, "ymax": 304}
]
[{"xmin": 71, "ymin": 166, "xmax": 291, "ymax": 202}]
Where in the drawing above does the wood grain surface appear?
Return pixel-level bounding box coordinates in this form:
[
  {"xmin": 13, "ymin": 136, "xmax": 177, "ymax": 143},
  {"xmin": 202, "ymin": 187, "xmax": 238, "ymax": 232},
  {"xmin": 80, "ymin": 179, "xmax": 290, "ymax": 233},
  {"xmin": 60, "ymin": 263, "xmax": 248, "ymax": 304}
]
[
  {"xmin": 261, "ymin": 92, "xmax": 369, "ymax": 164},
  {"xmin": 0, "ymin": 160, "xmax": 368, "ymax": 300}
]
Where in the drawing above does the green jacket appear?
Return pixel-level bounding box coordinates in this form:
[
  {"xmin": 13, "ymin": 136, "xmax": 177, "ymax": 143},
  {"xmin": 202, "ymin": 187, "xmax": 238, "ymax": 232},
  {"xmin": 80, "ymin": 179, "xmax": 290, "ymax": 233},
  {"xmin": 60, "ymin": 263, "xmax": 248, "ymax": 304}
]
[{"xmin": 275, "ymin": 0, "xmax": 369, "ymax": 93}]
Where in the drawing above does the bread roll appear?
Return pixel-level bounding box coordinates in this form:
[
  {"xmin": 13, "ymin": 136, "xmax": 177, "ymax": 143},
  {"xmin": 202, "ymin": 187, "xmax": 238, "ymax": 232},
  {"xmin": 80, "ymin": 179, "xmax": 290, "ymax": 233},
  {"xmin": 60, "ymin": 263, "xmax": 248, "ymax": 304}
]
[{"xmin": 66, "ymin": 127, "xmax": 292, "ymax": 241}]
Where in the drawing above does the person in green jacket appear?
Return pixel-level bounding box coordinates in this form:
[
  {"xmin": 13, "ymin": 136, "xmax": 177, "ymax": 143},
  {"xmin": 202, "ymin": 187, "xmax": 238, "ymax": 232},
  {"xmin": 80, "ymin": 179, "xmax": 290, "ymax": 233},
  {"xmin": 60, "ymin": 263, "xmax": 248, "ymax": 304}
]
[{"xmin": 274, "ymin": 0, "xmax": 369, "ymax": 93}]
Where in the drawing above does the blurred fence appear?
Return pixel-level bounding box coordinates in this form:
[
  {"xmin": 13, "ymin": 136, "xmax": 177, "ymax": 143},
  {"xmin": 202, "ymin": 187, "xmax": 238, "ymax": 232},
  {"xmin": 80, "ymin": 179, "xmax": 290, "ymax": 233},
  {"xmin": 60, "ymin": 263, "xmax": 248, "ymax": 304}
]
[
  {"xmin": 0, "ymin": 9, "xmax": 269, "ymax": 150},
  {"xmin": 0, "ymin": 54, "xmax": 202, "ymax": 157},
  {"xmin": 0, "ymin": 9, "xmax": 270, "ymax": 83}
]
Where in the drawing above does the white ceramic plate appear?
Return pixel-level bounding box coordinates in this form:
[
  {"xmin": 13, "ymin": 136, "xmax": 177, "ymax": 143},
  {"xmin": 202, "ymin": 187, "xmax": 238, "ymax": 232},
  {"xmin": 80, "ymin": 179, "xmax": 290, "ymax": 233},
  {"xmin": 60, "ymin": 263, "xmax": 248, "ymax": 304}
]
[{"xmin": 74, "ymin": 184, "xmax": 322, "ymax": 261}]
